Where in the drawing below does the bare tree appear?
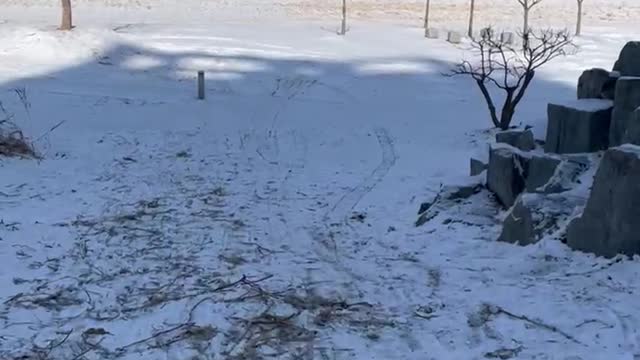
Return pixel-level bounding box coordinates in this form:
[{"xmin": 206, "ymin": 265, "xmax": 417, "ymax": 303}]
[
  {"xmin": 576, "ymin": 0, "xmax": 584, "ymax": 36},
  {"xmin": 468, "ymin": 0, "xmax": 475, "ymax": 38},
  {"xmin": 339, "ymin": 0, "xmax": 347, "ymax": 35},
  {"xmin": 517, "ymin": 0, "xmax": 543, "ymax": 34},
  {"xmin": 424, "ymin": 0, "xmax": 431, "ymax": 29},
  {"xmin": 447, "ymin": 29, "xmax": 575, "ymax": 130},
  {"xmin": 60, "ymin": 0, "xmax": 73, "ymax": 30}
]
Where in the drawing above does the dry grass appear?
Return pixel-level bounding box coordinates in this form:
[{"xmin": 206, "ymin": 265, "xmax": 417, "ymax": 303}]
[{"xmin": 0, "ymin": 127, "xmax": 37, "ymax": 158}]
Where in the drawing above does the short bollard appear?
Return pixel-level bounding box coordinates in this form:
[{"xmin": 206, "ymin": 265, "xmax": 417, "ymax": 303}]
[{"xmin": 197, "ymin": 71, "xmax": 205, "ymax": 100}]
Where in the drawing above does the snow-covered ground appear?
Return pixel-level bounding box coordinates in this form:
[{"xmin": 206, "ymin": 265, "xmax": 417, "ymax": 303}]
[{"xmin": 1, "ymin": 2, "xmax": 640, "ymax": 359}]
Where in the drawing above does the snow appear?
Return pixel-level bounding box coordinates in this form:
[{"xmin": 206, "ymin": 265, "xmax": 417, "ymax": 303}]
[
  {"xmin": 2, "ymin": 2, "xmax": 640, "ymax": 359},
  {"xmin": 551, "ymin": 99, "xmax": 615, "ymax": 112}
]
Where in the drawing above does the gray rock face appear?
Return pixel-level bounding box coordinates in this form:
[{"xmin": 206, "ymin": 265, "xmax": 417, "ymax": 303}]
[
  {"xmin": 501, "ymin": 32, "xmax": 515, "ymax": 45},
  {"xmin": 567, "ymin": 145, "xmax": 640, "ymax": 257},
  {"xmin": 545, "ymin": 99, "xmax": 613, "ymax": 154},
  {"xmin": 622, "ymin": 107, "xmax": 640, "ymax": 145},
  {"xmin": 496, "ymin": 129, "xmax": 535, "ymax": 151},
  {"xmin": 447, "ymin": 31, "xmax": 462, "ymax": 44},
  {"xmin": 487, "ymin": 146, "xmax": 527, "ymax": 207},
  {"xmin": 425, "ymin": 28, "xmax": 439, "ymax": 39},
  {"xmin": 499, "ymin": 193, "xmax": 583, "ymax": 246},
  {"xmin": 613, "ymin": 42, "xmax": 640, "ymax": 77},
  {"xmin": 577, "ymin": 68, "xmax": 614, "ymax": 99},
  {"xmin": 470, "ymin": 158, "xmax": 487, "ymax": 176},
  {"xmin": 525, "ymin": 154, "xmax": 562, "ymax": 192},
  {"xmin": 610, "ymin": 77, "xmax": 640, "ymax": 147}
]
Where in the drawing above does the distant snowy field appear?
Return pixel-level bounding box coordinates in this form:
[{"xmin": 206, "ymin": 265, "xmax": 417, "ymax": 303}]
[{"xmin": 1, "ymin": 1, "xmax": 640, "ymax": 360}]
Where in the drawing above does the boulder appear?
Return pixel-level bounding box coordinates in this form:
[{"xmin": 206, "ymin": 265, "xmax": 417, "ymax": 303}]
[
  {"xmin": 577, "ymin": 68, "xmax": 615, "ymax": 100},
  {"xmin": 470, "ymin": 158, "xmax": 488, "ymax": 176},
  {"xmin": 610, "ymin": 77, "xmax": 640, "ymax": 147},
  {"xmin": 545, "ymin": 99, "xmax": 613, "ymax": 154},
  {"xmin": 567, "ymin": 145, "xmax": 640, "ymax": 257},
  {"xmin": 496, "ymin": 129, "xmax": 535, "ymax": 151},
  {"xmin": 613, "ymin": 42, "xmax": 640, "ymax": 77},
  {"xmin": 622, "ymin": 107, "xmax": 640, "ymax": 145},
  {"xmin": 499, "ymin": 193, "xmax": 584, "ymax": 246},
  {"xmin": 525, "ymin": 154, "xmax": 562, "ymax": 192},
  {"xmin": 487, "ymin": 145, "xmax": 527, "ymax": 207},
  {"xmin": 501, "ymin": 32, "xmax": 515, "ymax": 45},
  {"xmin": 447, "ymin": 31, "xmax": 462, "ymax": 44},
  {"xmin": 425, "ymin": 28, "xmax": 439, "ymax": 39},
  {"xmin": 487, "ymin": 146, "xmax": 579, "ymax": 207}
]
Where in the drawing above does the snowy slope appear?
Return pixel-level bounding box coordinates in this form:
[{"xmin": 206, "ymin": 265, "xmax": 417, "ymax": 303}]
[{"xmin": 1, "ymin": 6, "xmax": 640, "ymax": 360}]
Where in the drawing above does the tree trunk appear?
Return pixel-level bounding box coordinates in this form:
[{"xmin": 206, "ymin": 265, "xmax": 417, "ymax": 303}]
[
  {"xmin": 60, "ymin": 0, "xmax": 72, "ymax": 31},
  {"xmin": 424, "ymin": 0, "xmax": 431, "ymax": 29},
  {"xmin": 476, "ymin": 79, "xmax": 500, "ymax": 128},
  {"xmin": 468, "ymin": 0, "xmax": 475, "ymax": 38},
  {"xmin": 523, "ymin": 7, "xmax": 529, "ymax": 34},
  {"xmin": 340, "ymin": 0, "xmax": 347, "ymax": 35},
  {"xmin": 499, "ymin": 89, "xmax": 516, "ymax": 130},
  {"xmin": 576, "ymin": 0, "xmax": 583, "ymax": 36}
]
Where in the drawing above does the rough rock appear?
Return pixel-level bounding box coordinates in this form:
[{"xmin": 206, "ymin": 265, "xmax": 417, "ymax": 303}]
[
  {"xmin": 499, "ymin": 193, "xmax": 583, "ymax": 246},
  {"xmin": 416, "ymin": 182, "xmax": 483, "ymax": 226},
  {"xmin": 501, "ymin": 32, "xmax": 515, "ymax": 45},
  {"xmin": 577, "ymin": 68, "xmax": 616, "ymax": 100},
  {"xmin": 545, "ymin": 99, "xmax": 613, "ymax": 154},
  {"xmin": 425, "ymin": 28, "xmax": 439, "ymax": 39},
  {"xmin": 525, "ymin": 154, "xmax": 562, "ymax": 192},
  {"xmin": 610, "ymin": 77, "xmax": 640, "ymax": 147},
  {"xmin": 622, "ymin": 107, "xmax": 640, "ymax": 145},
  {"xmin": 567, "ymin": 145, "xmax": 640, "ymax": 257},
  {"xmin": 613, "ymin": 42, "xmax": 640, "ymax": 77},
  {"xmin": 487, "ymin": 146, "xmax": 527, "ymax": 207},
  {"xmin": 496, "ymin": 129, "xmax": 535, "ymax": 151},
  {"xmin": 447, "ymin": 31, "xmax": 462, "ymax": 44},
  {"xmin": 470, "ymin": 158, "xmax": 487, "ymax": 176}
]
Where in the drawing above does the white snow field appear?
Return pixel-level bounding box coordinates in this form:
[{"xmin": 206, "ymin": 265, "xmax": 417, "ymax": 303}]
[{"xmin": 1, "ymin": 2, "xmax": 640, "ymax": 359}]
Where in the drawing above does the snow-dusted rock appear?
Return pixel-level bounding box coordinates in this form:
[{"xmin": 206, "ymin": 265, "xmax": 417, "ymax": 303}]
[
  {"xmin": 501, "ymin": 31, "xmax": 514, "ymax": 45},
  {"xmin": 425, "ymin": 28, "xmax": 439, "ymax": 39},
  {"xmin": 622, "ymin": 107, "xmax": 640, "ymax": 145},
  {"xmin": 499, "ymin": 193, "xmax": 583, "ymax": 246},
  {"xmin": 610, "ymin": 77, "xmax": 640, "ymax": 146},
  {"xmin": 545, "ymin": 99, "xmax": 613, "ymax": 154},
  {"xmin": 525, "ymin": 154, "xmax": 562, "ymax": 192},
  {"xmin": 613, "ymin": 41, "xmax": 640, "ymax": 77},
  {"xmin": 567, "ymin": 145, "xmax": 640, "ymax": 257},
  {"xmin": 447, "ymin": 31, "xmax": 462, "ymax": 44},
  {"xmin": 496, "ymin": 129, "xmax": 535, "ymax": 151},
  {"xmin": 487, "ymin": 145, "xmax": 527, "ymax": 207},
  {"xmin": 577, "ymin": 68, "xmax": 617, "ymax": 100},
  {"xmin": 470, "ymin": 158, "xmax": 487, "ymax": 176}
]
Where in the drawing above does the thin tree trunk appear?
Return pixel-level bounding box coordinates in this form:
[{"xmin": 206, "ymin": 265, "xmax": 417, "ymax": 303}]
[
  {"xmin": 523, "ymin": 7, "xmax": 529, "ymax": 34},
  {"xmin": 424, "ymin": 0, "xmax": 431, "ymax": 29},
  {"xmin": 500, "ymin": 90, "xmax": 516, "ymax": 130},
  {"xmin": 476, "ymin": 79, "xmax": 500, "ymax": 128},
  {"xmin": 576, "ymin": 0, "xmax": 583, "ymax": 36},
  {"xmin": 60, "ymin": 0, "xmax": 72, "ymax": 31},
  {"xmin": 340, "ymin": 0, "xmax": 347, "ymax": 35},
  {"xmin": 468, "ymin": 0, "xmax": 475, "ymax": 38}
]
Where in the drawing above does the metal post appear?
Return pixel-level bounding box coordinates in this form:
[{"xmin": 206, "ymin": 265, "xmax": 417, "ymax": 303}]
[{"xmin": 197, "ymin": 71, "xmax": 205, "ymax": 100}]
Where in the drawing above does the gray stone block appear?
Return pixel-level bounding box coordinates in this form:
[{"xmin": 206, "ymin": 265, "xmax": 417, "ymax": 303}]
[
  {"xmin": 499, "ymin": 193, "xmax": 584, "ymax": 246},
  {"xmin": 487, "ymin": 145, "xmax": 526, "ymax": 208},
  {"xmin": 610, "ymin": 77, "xmax": 640, "ymax": 147},
  {"xmin": 425, "ymin": 28, "xmax": 439, "ymax": 39},
  {"xmin": 577, "ymin": 68, "xmax": 613, "ymax": 99},
  {"xmin": 567, "ymin": 145, "xmax": 640, "ymax": 257},
  {"xmin": 500, "ymin": 32, "xmax": 515, "ymax": 45},
  {"xmin": 545, "ymin": 99, "xmax": 613, "ymax": 154},
  {"xmin": 479, "ymin": 27, "xmax": 494, "ymax": 40},
  {"xmin": 470, "ymin": 158, "xmax": 487, "ymax": 176},
  {"xmin": 613, "ymin": 42, "xmax": 640, "ymax": 77},
  {"xmin": 447, "ymin": 31, "xmax": 462, "ymax": 44},
  {"xmin": 622, "ymin": 107, "xmax": 640, "ymax": 145},
  {"xmin": 525, "ymin": 154, "xmax": 562, "ymax": 192},
  {"xmin": 496, "ymin": 129, "xmax": 535, "ymax": 151}
]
